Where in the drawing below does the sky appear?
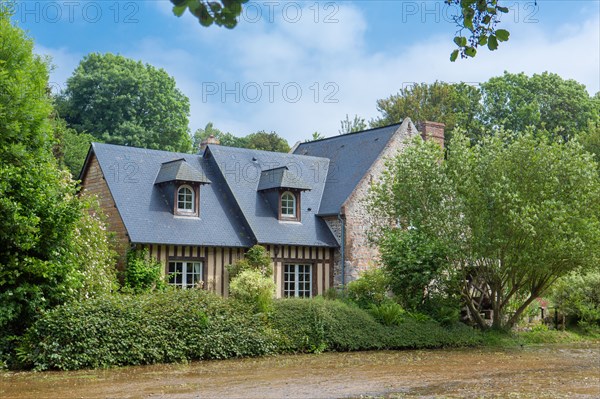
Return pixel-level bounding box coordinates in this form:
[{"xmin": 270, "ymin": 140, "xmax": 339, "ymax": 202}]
[{"xmin": 12, "ymin": 0, "xmax": 600, "ymax": 145}]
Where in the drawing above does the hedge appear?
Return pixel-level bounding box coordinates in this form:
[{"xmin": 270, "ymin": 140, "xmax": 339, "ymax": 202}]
[{"xmin": 21, "ymin": 292, "xmax": 481, "ymax": 371}]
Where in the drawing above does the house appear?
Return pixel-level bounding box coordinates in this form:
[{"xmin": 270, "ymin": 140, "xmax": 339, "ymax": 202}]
[{"xmin": 79, "ymin": 118, "xmax": 444, "ymax": 297}]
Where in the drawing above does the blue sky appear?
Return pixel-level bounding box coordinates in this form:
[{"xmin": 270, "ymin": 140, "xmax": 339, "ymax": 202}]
[{"xmin": 13, "ymin": 0, "xmax": 600, "ymax": 144}]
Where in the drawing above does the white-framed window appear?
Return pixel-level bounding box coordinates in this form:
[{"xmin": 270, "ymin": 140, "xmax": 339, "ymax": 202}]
[
  {"xmin": 281, "ymin": 191, "xmax": 296, "ymax": 218},
  {"xmin": 168, "ymin": 261, "xmax": 203, "ymax": 288},
  {"xmin": 177, "ymin": 185, "xmax": 194, "ymax": 213},
  {"xmin": 283, "ymin": 264, "xmax": 312, "ymax": 297}
]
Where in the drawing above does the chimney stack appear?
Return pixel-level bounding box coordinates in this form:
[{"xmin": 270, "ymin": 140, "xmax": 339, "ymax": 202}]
[
  {"xmin": 417, "ymin": 121, "xmax": 445, "ymax": 148},
  {"xmin": 199, "ymin": 134, "xmax": 220, "ymax": 152}
]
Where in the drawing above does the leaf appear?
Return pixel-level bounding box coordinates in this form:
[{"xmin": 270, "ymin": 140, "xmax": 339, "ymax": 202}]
[
  {"xmin": 478, "ymin": 35, "xmax": 488, "ymax": 46},
  {"xmin": 496, "ymin": 29, "xmax": 510, "ymax": 42},
  {"xmin": 172, "ymin": 4, "xmax": 187, "ymax": 16},
  {"xmin": 450, "ymin": 50, "xmax": 459, "ymax": 62},
  {"xmin": 497, "ymin": 6, "xmax": 509, "ymax": 13},
  {"xmin": 465, "ymin": 47, "xmax": 477, "ymax": 57},
  {"xmin": 487, "ymin": 35, "xmax": 499, "ymax": 50},
  {"xmin": 454, "ymin": 36, "xmax": 467, "ymax": 47}
]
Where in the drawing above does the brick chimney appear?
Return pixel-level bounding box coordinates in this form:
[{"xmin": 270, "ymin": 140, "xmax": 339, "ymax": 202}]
[
  {"xmin": 199, "ymin": 134, "xmax": 220, "ymax": 152},
  {"xmin": 418, "ymin": 121, "xmax": 445, "ymax": 148}
]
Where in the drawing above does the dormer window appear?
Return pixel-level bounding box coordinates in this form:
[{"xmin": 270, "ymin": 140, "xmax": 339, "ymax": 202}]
[
  {"xmin": 280, "ymin": 191, "xmax": 297, "ymax": 219},
  {"xmin": 154, "ymin": 158, "xmax": 211, "ymax": 218},
  {"xmin": 177, "ymin": 185, "xmax": 195, "ymax": 214}
]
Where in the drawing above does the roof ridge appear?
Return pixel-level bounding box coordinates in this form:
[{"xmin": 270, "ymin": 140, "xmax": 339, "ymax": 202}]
[{"xmin": 297, "ymin": 121, "xmax": 403, "ymax": 146}]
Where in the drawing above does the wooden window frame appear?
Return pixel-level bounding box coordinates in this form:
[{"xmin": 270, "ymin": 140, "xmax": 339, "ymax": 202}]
[
  {"xmin": 174, "ymin": 183, "xmax": 200, "ymax": 217},
  {"xmin": 278, "ymin": 190, "xmax": 301, "ymax": 222}
]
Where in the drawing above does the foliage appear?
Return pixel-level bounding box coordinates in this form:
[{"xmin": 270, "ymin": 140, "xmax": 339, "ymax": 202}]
[
  {"xmin": 339, "ymin": 114, "xmax": 367, "ymax": 134},
  {"xmin": 229, "ymin": 269, "xmax": 276, "ymax": 313},
  {"xmin": 66, "ymin": 198, "xmax": 119, "ymax": 299},
  {"xmin": 368, "ymin": 302, "xmax": 406, "ymax": 326},
  {"xmin": 447, "ymin": 0, "xmax": 510, "ymax": 60},
  {"xmin": 57, "ymin": 53, "xmax": 191, "ymax": 153},
  {"xmin": 270, "ymin": 298, "xmax": 481, "ymax": 353},
  {"xmin": 308, "ymin": 132, "xmax": 325, "ymax": 141},
  {"xmin": 0, "ymin": 9, "xmax": 84, "ymax": 351},
  {"xmin": 244, "ymin": 130, "xmax": 290, "ymax": 152},
  {"xmin": 368, "ymin": 132, "xmax": 600, "ymax": 330},
  {"xmin": 192, "ymin": 122, "xmax": 246, "ymax": 150},
  {"xmin": 372, "ymin": 82, "xmax": 483, "ymax": 142},
  {"xmin": 226, "ymin": 244, "xmax": 273, "ymax": 279},
  {"xmin": 480, "ymin": 72, "xmax": 598, "ymax": 140},
  {"xmin": 124, "ymin": 248, "xmax": 165, "ymax": 293},
  {"xmin": 21, "ymin": 290, "xmax": 279, "ymax": 370},
  {"xmin": 53, "ymin": 118, "xmax": 96, "ymax": 177},
  {"xmin": 551, "ymin": 271, "xmax": 600, "ymax": 326},
  {"xmin": 170, "ymin": 0, "xmax": 247, "ymax": 28},
  {"xmin": 378, "ymin": 228, "xmax": 457, "ymax": 314},
  {"xmin": 346, "ymin": 268, "xmax": 389, "ymax": 309}
]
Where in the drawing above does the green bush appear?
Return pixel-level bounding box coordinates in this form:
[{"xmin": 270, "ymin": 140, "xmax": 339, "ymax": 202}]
[
  {"xmin": 368, "ymin": 302, "xmax": 406, "ymax": 326},
  {"xmin": 551, "ymin": 271, "xmax": 600, "ymax": 326},
  {"xmin": 346, "ymin": 268, "xmax": 389, "ymax": 308},
  {"xmin": 270, "ymin": 298, "xmax": 481, "ymax": 353},
  {"xmin": 20, "ymin": 290, "xmax": 279, "ymax": 370},
  {"xmin": 229, "ymin": 269, "xmax": 276, "ymax": 313},
  {"xmin": 124, "ymin": 248, "xmax": 165, "ymax": 292},
  {"xmin": 226, "ymin": 245, "xmax": 272, "ymax": 280}
]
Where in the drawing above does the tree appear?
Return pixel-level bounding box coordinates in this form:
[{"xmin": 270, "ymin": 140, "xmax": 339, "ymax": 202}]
[
  {"xmin": 53, "ymin": 118, "xmax": 96, "ymax": 177},
  {"xmin": 0, "ymin": 10, "xmax": 116, "ymax": 362},
  {"xmin": 371, "ymin": 82, "xmax": 483, "ymax": 141},
  {"xmin": 368, "ymin": 132, "xmax": 600, "ymax": 330},
  {"xmin": 192, "ymin": 122, "xmax": 246, "ymax": 150},
  {"xmin": 339, "ymin": 114, "xmax": 367, "ymax": 134},
  {"xmin": 57, "ymin": 53, "xmax": 192, "ymax": 153},
  {"xmin": 307, "ymin": 132, "xmax": 325, "ymax": 142},
  {"xmin": 244, "ymin": 131, "xmax": 290, "ymax": 152},
  {"xmin": 481, "ymin": 72, "xmax": 598, "ymax": 140}
]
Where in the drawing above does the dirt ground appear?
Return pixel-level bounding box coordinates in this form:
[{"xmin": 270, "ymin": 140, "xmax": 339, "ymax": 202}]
[{"xmin": 1, "ymin": 343, "xmax": 598, "ymax": 398}]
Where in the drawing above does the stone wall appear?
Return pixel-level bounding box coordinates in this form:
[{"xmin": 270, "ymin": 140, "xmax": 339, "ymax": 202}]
[
  {"xmin": 81, "ymin": 153, "xmax": 130, "ymax": 272},
  {"xmin": 338, "ymin": 119, "xmax": 419, "ymax": 283}
]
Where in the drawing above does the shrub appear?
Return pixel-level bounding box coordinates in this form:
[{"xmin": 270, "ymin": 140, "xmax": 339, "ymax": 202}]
[
  {"xmin": 368, "ymin": 302, "xmax": 406, "ymax": 326},
  {"xmin": 20, "ymin": 290, "xmax": 279, "ymax": 370},
  {"xmin": 551, "ymin": 271, "xmax": 600, "ymax": 326},
  {"xmin": 226, "ymin": 245, "xmax": 272, "ymax": 280},
  {"xmin": 270, "ymin": 298, "xmax": 481, "ymax": 353},
  {"xmin": 346, "ymin": 268, "xmax": 389, "ymax": 308},
  {"xmin": 229, "ymin": 269, "xmax": 276, "ymax": 313},
  {"xmin": 124, "ymin": 248, "xmax": 165, "ymax": 292}
]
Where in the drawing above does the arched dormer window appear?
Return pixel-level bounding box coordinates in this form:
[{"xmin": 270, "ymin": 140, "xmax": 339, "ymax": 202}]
[
  {"xmin": 177, "ymin": 184, "xmax": 195, "ymax": 214},
  {"xmin": 280, "ymin": 191, "xmax": 298, "ymax": 220}
]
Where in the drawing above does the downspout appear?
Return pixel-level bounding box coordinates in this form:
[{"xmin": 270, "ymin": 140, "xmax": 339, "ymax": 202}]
[{"xmin": 337, "ymin": 213, "xmax": 346, "ymax": 288}]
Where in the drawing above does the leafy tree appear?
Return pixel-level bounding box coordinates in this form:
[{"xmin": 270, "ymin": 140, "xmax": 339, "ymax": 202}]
[
  {"xmin": 227, "ymin": 244, "xmax": 273, "ymax": 280},
  {"xmin": 369, "ymin": 132, "xmax": 600, "ymax": 330},
  {"xmin": 307, "ymin": 132, "xmax": 325, "ymax": 142},
  {"xmin": 551, "ymin": 271, "xmax": 600, "ymax": 327},
  {"xmin": 0, "ymin": 10, "xmax": 116, "ymax": 358},
  {"xmin": 52, "ymin": 118, "xmax": 96, "ymax": 176},
  {"xmin": 372, "ymin": 82, "xmax": 483, "ymax": 141},
  {"xmin": 124, "ymin": 248, "xmax": 165, "ymax": 293},
  {"xmin": 480, "ymin": 72, "xmax": 598, "ymax": 140},
  {"xmin": 339, "ymin": 114, "xmax": 367, "ymax": 134},
  {"xmin": 244, "ymin": 130, "xmax": 290, "ymax": 152},
  {"xmin": 192, "ymin": 122, "xmax": 246, "ymax": 150},
  {"xmin": 57, "ymin": 53, "xmax": 192, "ymax": 153}
]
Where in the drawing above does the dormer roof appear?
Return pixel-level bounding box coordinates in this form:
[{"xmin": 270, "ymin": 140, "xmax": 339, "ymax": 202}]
[
  {"xmin": 257, "ymin": 166, "xmax": 312, "ymax": 191},
  {"xmin": 154, "ymin": 158, "xmax": 211, "ymax": 185}
]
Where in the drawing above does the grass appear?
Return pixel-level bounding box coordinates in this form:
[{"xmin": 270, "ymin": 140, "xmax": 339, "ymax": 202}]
[{"xmin": 480, "ymin": 325, "xmax": 600, "ymax": 347}]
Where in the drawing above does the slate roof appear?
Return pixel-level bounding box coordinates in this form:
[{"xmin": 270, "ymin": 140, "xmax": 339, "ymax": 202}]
[
  {"xmin": 154, "ymin": 158, "xmax": 211, "ymax": 185},
  {"xmin": 293, "ymin": 123, "xmax": 402, "ymax": 215},
  {"xmin": 207, "ymin": 145, "xmax": 336, "ymax": 247},
  {"xmin": 87, "ymin": 143, "xmax": 254, "ymax": 247},
  {"xmin": 257, "ymin": 166, "xmax": 312, "ymax": 191}
]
